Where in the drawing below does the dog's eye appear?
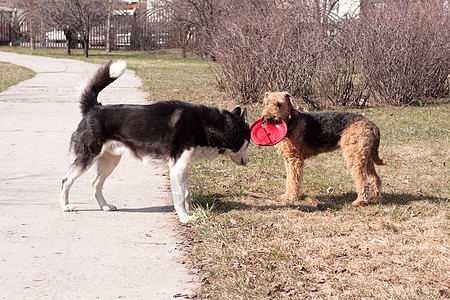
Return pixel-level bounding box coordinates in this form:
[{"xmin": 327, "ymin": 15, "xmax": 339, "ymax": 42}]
[{"xmin": 277, "ymin": 103, "xmax": 282, "ymax": 108}]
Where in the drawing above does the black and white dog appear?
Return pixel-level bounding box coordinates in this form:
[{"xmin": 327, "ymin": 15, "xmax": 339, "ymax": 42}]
[{"xmin": 60, "ymin": 61, "xmax": 250, "ymax": 223}]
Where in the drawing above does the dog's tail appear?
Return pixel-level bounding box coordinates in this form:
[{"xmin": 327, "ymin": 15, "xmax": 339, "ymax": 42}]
[
  {"xmin": 371, "ymin": 126, "xmax": 387, "ymax": 166},
  {"xmin": 79, "ymin": 60, "xmax": 126, "ymax": 116}
]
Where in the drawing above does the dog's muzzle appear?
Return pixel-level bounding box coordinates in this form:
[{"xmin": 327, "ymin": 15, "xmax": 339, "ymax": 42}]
[{"xmin": 262, "ymin": 115, "xmax": 278, "ymax": 124}]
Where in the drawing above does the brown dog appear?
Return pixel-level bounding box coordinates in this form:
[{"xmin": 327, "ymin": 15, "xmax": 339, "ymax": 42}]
[{"xmin": 262, "ymin": 92, "xmax": 386, "ymax": 206}]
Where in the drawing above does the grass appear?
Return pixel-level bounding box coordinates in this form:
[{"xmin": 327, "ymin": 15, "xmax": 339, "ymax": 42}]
[
  {"xmin": 1, "ymin": 46, "xmax": 449, "ymax": 299},
  {"xmin": 0, "ymin": 61, "xmax": 35, "ymax": 92},
  {"xmin": 0, "ymin": 47, "xmax": 225, "ymax": 106},
  {"xmin": 189, "ymin": 105, "xmax": 449, "ymax": 299}
]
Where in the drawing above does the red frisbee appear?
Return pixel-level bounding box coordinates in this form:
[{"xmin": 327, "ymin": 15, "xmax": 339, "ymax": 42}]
[{"xmin": 250, "ymin": 119, "xmax": 287, "ymax": 146}]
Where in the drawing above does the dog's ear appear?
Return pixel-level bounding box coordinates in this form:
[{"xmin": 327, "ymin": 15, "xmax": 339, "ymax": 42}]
[
  {"xmin": 241, "ymin": 108, "xmax": 248, "ymax": 124},
  {"xmin": 231, "ymin": 106, "xmax": 241, "ymax": 116},
  {"xmin": 284, "ymin": 93, "xmax": 294, "ymax": 108}
]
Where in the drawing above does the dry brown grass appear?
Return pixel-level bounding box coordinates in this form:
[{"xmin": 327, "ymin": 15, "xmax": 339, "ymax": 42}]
[
  {"xmin": 190, "ymin": 201, "xmax": 449, "ymax": 299},
  {"xmin": 188, "ymin": 104, "xmax": 449, "ymax": 299}
]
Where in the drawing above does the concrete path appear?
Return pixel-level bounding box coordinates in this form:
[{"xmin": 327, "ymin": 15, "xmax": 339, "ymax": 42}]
[{"xmin": 0, "ymin": 52, "xmax": 198, "ymax": 299}]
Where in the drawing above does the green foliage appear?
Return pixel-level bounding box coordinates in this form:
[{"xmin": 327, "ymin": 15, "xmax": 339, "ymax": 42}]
[{"xmin": 0, "ymin": 62, "xmax": 35, "ymax": 92}]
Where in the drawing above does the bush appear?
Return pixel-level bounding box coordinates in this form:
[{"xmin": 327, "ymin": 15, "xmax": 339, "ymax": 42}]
[
  {"xmin": 348, "ymin": 1, "xmax": 450, "ymax": 106},
  {"xmin": 208, "ymin": 2, "xmax": 324, "ymax": 106},
  {"xmin": 208, "ymin": 0, "xmax": 449, "ymax": 107}
]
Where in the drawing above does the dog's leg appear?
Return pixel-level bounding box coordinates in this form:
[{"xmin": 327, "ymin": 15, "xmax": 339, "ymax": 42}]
[
  {"xmin": 342, "ymin": 146, "xmax": 371, "ymax": 207},
  {"xmin": 350, "ymin": 165, "xmax": 371, "ymax": 207},
  {"xmin": 280, "ymin": 157, "xmax": 304, "ymax": 201},
  {"xmin": 169, "ymin": 160, "xmax": 192, "ymax": 223},
  {"xmin": 89, "ymin": 152, "xmax": 122, "ymax": 211},
  {"xmin": 183, "ymin": 168, "xmax": 192, "ymax": 212},
  {"xmin": 367, "ymin": 159, "xmax": 382, "ymax": 200},
  {"xmin": 340, "ymin": 123, "xmax": 374, "ymax": 207},
  {"xmin": 60, "ymin": 162, "xmax": 90, "ymax": 212}
]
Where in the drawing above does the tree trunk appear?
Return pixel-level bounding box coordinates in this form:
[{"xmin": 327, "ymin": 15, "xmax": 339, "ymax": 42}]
[
  {"xmin": 66, "ymin": 40, "xmax": 71, "ymax": 56},
  {"xmin": 84, "ymin": 38, "xmax": 89, "ymax": 57},
  {"xmin": 64, "ymin": 29, "xmax": 73, "ymax": 56},
  {"xmin": 84, "ymin": 20, "xmax": 89, "ymax": 58},
  {"xmin": 30, "ymin": 30, "xmax": 35, "ymax": 50},
  {"xmin": 106, "ymin": 0, "xmax": 112, "ymax": 52}
]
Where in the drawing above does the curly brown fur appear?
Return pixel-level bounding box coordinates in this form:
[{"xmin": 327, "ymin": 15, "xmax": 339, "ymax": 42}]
[{"xmin": 262, "ymin": 92, "xmax": 386, "ymax": 206}]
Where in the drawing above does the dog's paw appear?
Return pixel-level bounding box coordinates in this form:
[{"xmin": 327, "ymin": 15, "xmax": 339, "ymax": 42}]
[
  {"xmin": 101, "ymin": 204, "xmax": 117, "ymax": 211},
  {"xmin": 280, "ymin": 193, "xmax": 297, "ymax": 202},
  {"xmin": 178, "ymin": 214, "xmax": 195, "ymax": 224},
  {"xmin": 352, "ymin": 199, "xmax": 368, "ymax": 207},
  {"xmin": 62, "ymin": 204, "xmax": 76, "ymax": 212}
]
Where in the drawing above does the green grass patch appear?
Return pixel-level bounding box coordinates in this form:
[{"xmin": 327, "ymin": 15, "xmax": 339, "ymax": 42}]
[
  {"xmin": 0, "ymin": 61, "xmax": 35, "ymax": 92},
  {"xmin": 0, "ymin": 47, "xmax": 225, "ymax": 106},
  {"xmin": 2, "ymin": 47, "xmax": 449, "ymax": 298}
]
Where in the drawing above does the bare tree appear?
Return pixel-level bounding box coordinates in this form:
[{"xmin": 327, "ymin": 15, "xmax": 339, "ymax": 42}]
[
  {"xmin": 23, "ymin": 0, "xmax": 109, "ymax": 57},
  {"xmin": 314, "ymin": 0, "xmax": 339, "ymax": 24},
  {"xmin": 154, "ymin": 0, "xmax": 218, "ymax": 58},
  {"xmin": 157, "ymin": 0, "xmax": 195, "ymax": 58}
]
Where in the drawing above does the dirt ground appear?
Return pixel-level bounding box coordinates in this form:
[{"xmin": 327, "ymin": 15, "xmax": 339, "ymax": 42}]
[{"xmin": 0, "ymin": 52, "xmax": 199, "ymax": 299}]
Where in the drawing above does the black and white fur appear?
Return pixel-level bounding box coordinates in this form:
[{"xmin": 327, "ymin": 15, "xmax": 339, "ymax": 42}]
[{"xmin": 60, "ymin": 61, "xmax": 250, "ymax": 223}]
